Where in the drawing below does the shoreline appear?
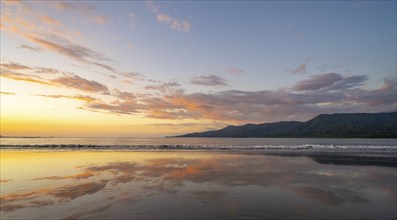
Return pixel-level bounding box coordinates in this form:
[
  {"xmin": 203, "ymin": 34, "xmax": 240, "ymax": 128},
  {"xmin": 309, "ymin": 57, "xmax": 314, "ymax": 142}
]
[{"xmin": 2, "ymin": 147, "xmax": 396, "ymax": 167}]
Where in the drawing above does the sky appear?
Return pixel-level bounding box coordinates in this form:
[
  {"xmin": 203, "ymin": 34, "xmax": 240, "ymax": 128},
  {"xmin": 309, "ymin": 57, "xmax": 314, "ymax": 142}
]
[{"xmin": 0, "ymin": 0, "xmax": 396, "ymax": 137}]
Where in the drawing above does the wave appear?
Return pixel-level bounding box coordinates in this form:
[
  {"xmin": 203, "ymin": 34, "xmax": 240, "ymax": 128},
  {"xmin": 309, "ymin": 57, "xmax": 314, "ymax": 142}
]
[{"xmin": 1, "ymin": 144, "xmax": 396, "ymax": 151}]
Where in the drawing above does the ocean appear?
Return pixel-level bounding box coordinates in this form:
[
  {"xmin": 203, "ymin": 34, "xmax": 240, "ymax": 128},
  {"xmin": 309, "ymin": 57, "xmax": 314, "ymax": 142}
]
[
  {"xmin": 1, "ymin": 137, "xmax": 396, "ymax": 149},
  {"xmin": 1, "ymin": 138, "xmax": 396, "ymax": 219}
]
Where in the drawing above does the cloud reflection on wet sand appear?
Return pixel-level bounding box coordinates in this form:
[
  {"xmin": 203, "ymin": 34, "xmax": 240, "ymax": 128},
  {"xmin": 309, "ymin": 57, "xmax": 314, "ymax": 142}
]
[{"xmin": 1, "ymin": 152, "xmax": 396, "ymax": 219}]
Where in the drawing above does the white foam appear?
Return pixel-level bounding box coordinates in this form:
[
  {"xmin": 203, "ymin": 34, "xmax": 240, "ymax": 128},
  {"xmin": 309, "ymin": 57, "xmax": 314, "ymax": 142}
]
[{"xmin": 1, "ymin": 144, "xmax": 396, "ymax": 152}]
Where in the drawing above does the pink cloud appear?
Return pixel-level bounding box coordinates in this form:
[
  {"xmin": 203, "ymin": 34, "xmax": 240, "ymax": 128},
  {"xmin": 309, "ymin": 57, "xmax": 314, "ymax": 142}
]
[
  {"xmin": 157, "ymin": 13, "xmax": 172, "ymax": 23},
  {"xmin": 93, "ymin": 15, "xmax": 109, "ymax": 25},
  {"xmin": 147, "ymin": 1, "xmax": 191, "ymax": 33},
  {"xmin": 226, "ymin": 67, "xmax": 245, "ymax": 75},
  {"xmin": 288, "ymin": 59, "xmax": 311, "ymax": 74}
]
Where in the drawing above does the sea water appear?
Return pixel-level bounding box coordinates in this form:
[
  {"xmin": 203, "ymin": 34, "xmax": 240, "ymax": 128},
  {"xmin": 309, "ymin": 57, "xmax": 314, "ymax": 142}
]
[{"xmin": 1, "ymin": 137, "xmax": 396, "ymax": 149}]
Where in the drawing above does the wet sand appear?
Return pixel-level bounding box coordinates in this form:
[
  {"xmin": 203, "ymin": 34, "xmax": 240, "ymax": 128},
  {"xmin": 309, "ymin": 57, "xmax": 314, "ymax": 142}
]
[{"xmin": 1, "ymin": 150, "xmax": 396, "ymax": 219}]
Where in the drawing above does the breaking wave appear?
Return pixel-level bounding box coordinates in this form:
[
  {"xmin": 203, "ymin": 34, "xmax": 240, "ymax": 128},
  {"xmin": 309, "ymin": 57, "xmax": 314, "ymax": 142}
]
[{"xmin": 1, "ymin": 144, "xmax": 396, "ymax": 152}]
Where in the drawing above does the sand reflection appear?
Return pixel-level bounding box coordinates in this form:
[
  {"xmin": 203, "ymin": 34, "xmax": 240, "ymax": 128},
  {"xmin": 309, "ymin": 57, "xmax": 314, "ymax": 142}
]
[{"xmin": 1, "ymin": 151, "xmax": 396, "ymax": 219}]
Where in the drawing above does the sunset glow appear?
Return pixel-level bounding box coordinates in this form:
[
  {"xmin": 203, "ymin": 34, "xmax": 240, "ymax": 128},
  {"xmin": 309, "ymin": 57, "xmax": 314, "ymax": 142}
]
[{"xmin": 1, "ymin": 1, "xmax": 396, "ymax": 137}]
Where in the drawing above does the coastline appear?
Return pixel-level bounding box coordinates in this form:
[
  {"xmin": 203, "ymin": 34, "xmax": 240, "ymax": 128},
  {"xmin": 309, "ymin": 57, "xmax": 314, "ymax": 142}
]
[{"xmin": 1, "ymin": 146, "xmax": 396, "ymax": 167}]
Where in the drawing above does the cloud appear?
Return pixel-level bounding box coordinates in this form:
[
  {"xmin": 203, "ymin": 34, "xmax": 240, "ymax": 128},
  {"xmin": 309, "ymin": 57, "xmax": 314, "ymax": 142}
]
[
  {"xmin": 172, "ymin": 19, "xmax": 191, "ymax": 33},
  {"xmin": 1, "ymin": 0, "xmax": 22, "ymax": 6},
  {"xmin": 24, "ymin": 35, "xmax": 115, "ymax": 72},
  {"xmin": 226, "ymin": 67, "xmax": 245, "ymax": 75},
  {"xmin": 146, "ymin": 122, "xmax": 228, "ymax": 131},
  {"xmin": 39, "ymin": 15, "xmax": 60, "ymax": 26},
  {"xmin": 120, "ymin": 72, "xmax": 145, "ymax": 81},
  {"xmin": 288, "ymin": 59, "xmax": 310, "ymax": 74},
  {"xmin": 351, "ymin": 77, "xmax": 396, "ymax": 106},
  {"xmin": 51, "ymin": 75, "xmax": 109, "ymax": 94},
  {"xmin": 33, "ymin": 94, "xmax": 98, "ymax": 103},
  {"xmin": 18, "ymin": 44, "xmax": 42, "ymax": 51},
  {"xmin": 328, "ymin": 75, "xmax": 368, "ymax": 90},
  {"xmin": 0, "ymin": 61, "xmax": 31, "ymax": 70},
  {"xmin": 50, "ymin": 1, "xmax": 96, "ymax": 12},
  {"xmin": 34, "ymin": 172, "xmax": 94, "ymax": 181},
  {"xmin": 93, "ymin": 15, "xmax": 109, "ymax": 25},
  {"xmin": 78, "ymin": 74, "xmax": 395, "ymax": 123},
  {"xmin": 5, "ymin": 60, "xmax": 388, "ymax": 123},
  {"xmin": 1, "ymin": 61, "xmax": 59, "ymax": 75},
  {"xmin": 51, "ymin": 1, "xmax": 77, "ymax": 11},
  {"xmin": 0, "ymin": 91, "xmax": 16, "ymax": 95},
  {"xmin": 1, "ymin": 1, "xmax": 116, "ymax": 73},
  {"xmin": 145, "ymin": 0, "xmax": 160, "ymax": 13},
  {"xmin": 190, "ymin": 75, "xmax": 228, "ymax": 86},
  {"xmin": 156, "ymin": 13, "xmax": 191, "ymax": 33},
  {"xmin": 1, "ymin": 65, "xmax": 109, "ymax": 94},
  {"xmin": 289, "ymin": 63, "xmax": 307, "ymax": 74},
  {"xmin": 157, "ymin": 13, "xmax": 172, "ymax": 23},
  {"xmin": 85, "ymin": 100, "xmax": 140, "ymax": 115},
  {"xmin": 146, "ymin": 1, "xmax": 191, "ymax": 33},
  {"xmin": 293, "ymin": 73, "xmax": 343, "ymax": 91},
  {"xmin": 0, "ymin": 69, "xmax": 52, "ymax": 85},
  {"xmin": 145, "ymin": 80, "xmax": 182, "ymax": 94},
  {"xmin": 379, "ymin": 77, "xmax": 396, "ymax": 92},
  {"xmin": 293, "ymin": 73, "xmax": 368, "ymax": 91},
  {"xmin": 90, "ymin": 61, "xmax": 115, "ymax": 72},
  {"xmin": 34, "ymin": 67, "xmax": 61, "ymax": 75}
]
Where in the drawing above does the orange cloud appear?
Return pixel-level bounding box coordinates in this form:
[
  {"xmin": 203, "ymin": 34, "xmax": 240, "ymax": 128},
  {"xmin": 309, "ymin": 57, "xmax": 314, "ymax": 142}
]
[
  {"xmin": 39, "ymin": 15, "xmax": 61, "ymax": 26},
  {"xmin": 33, "ymin": 94, "xmax": 98, "ymax": 103},
  {"xmin": 0, "ymin": 91, "xmax": 16, "ymax": 95},
  {"xmin": 77, "ymin": 74, "xmax": 396, "ymax": 123},
  {"xmin": 50, "ymin": 1, "xmax": 96, "ymax": 13},
  {"xmin": 0, "ymin": 69, "xmax": 52, "ymax": 86},
  {"xmin": 1, "ymin": 2, "xmax": 115, "ymax": 73},
  {"xmin": 34, "ymin": 172, "xmax": 94, "ymax": 181},
  {"xmin": 226, "ymin": 67, "xmax": 245, "ymax": 75},
  {"xmin": 1, "ymin": 64, "xmax": 109, "ymax": 94}
]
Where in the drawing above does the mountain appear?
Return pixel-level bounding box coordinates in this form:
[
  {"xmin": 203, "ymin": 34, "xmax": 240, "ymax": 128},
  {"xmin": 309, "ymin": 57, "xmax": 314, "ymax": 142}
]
[{"xmin": 176, "ymin": 112, "xmax": 397, "ymax": 138}]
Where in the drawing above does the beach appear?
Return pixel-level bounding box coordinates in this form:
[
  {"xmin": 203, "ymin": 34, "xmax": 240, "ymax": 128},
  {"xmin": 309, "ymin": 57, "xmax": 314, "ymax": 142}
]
[{"xmin": 1, "ymin": 148, "xmax": 396, "ymax": 219}]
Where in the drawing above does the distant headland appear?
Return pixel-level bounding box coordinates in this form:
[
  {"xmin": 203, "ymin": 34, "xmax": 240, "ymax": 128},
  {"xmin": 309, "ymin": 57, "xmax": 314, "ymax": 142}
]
[{"xmin": 175, "ymin": 112, "xmax": 397, "ymax": 138}]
